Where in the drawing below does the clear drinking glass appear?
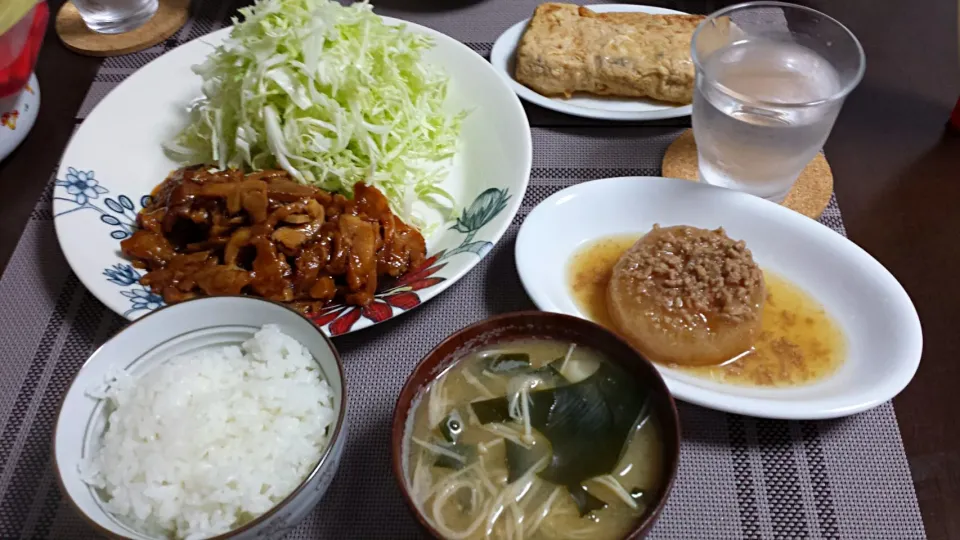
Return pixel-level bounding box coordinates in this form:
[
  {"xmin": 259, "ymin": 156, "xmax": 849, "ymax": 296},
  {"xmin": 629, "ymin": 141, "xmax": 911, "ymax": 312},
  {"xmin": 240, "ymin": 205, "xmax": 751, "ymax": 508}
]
[
  {"xmin": 73, "ymin": 0, "xmax": 158, "ymax": 35},
  {"xmin": 691, "ymin": 2, "xmax": 865, "ymax": 202}
]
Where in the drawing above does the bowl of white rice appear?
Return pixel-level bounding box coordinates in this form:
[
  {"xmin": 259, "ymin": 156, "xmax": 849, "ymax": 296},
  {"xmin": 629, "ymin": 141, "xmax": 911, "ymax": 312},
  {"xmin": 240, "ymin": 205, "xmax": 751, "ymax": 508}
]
[{"xmin": 53, "ymin": 296, "xmax": 348, "ymax": 540}]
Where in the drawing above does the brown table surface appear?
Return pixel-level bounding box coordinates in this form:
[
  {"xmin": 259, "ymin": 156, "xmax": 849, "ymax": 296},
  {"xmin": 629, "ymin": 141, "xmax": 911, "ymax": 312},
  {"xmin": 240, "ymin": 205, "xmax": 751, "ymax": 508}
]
[{"xmin": 1, "ymin": 0, "xmax": 958, "ymax": 538}]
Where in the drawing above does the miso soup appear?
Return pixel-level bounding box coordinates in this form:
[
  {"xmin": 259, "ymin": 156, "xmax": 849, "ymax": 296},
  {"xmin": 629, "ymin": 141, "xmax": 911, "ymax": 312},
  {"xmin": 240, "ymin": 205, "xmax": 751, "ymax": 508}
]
[{"xmin": 402, "ymin": 339, "xmax": 665, "ymax": 539}]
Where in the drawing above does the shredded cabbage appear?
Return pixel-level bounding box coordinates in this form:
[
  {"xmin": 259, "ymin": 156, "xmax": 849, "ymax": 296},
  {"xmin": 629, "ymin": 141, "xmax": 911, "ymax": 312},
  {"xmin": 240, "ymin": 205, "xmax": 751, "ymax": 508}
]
[{"xmin": 165, "ymin": 0, "xmax": 466, "ymax": 230}]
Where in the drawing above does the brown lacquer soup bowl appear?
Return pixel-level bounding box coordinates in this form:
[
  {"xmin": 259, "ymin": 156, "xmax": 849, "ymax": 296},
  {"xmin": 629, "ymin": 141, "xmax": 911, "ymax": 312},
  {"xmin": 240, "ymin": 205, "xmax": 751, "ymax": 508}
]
[{"xmin": 391, "ymin": 311, "xmax": 681, "ymax": 539}]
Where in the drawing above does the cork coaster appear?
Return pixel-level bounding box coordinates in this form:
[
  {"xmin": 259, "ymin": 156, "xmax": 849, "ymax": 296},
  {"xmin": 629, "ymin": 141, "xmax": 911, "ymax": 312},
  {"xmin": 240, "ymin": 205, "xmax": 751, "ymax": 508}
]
[
  {"xmin": 56, "ymin": 0, "xmax": 189, "ymax": 57},
  {"xmin": 661, "ymin": 129, "xmax": 833, "ymax": 219}
]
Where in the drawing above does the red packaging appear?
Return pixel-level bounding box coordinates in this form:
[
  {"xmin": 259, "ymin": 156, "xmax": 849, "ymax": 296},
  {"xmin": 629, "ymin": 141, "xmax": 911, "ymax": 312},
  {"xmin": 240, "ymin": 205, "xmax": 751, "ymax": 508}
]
[{"xmin": 0, "ymin": 2, "xmax": 48, "ymax": 99}]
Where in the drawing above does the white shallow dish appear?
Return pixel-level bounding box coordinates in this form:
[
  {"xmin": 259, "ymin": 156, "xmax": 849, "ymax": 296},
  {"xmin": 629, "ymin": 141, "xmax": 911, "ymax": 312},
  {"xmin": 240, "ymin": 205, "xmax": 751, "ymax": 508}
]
[
  {"xmin": 54, "ymin": 297, "xmax": 348, "ymax": 540},
  {"xmin": 515, "ymin": 176, "xmax": 923, "ymax": 420},
  {"xmin": 53, "ymin": 18, "xmax": 531, "ymax": 336},
  {"xmin": 490, "ymin": 4, "xmax": 694, "ymax": 121}
]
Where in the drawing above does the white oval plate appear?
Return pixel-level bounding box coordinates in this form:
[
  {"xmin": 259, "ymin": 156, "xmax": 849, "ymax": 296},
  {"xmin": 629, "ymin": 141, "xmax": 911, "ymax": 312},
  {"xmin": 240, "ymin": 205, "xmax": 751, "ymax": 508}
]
[
  {"xmin": 53, "ymin": 18, "xmax": 531, "ymax": 337},
  {"xmin": 515, "ymin": 177, "xmax": 923, "ymax": 420},
  {"xmin": 490, "ymin": 4, "xmax": 694, "ymax": 121}
]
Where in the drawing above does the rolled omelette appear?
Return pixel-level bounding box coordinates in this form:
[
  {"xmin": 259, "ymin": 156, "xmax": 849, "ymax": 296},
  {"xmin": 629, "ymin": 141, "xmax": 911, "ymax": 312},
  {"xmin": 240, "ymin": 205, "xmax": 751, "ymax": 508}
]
[{"xmin": 514, "ymin": 3, "xmax": 706, "ymax": 104}]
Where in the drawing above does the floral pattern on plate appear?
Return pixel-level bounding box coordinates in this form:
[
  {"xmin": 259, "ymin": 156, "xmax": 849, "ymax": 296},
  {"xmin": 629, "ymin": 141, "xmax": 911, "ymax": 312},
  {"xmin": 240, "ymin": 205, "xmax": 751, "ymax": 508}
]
[
  {"xmin": 53, "ymin": 168, "xmax": 150, "ymax": 240},
  {"xmin": 50, "ymin": 21, "xmax": 531, "ymax": 337},
  {"xmin": 54, "ymin": 169, "xmax": 511, "ymax": 333},
  {"xmin": 102, "ymin": 264, "xmax": 165, "ymax": 317},
  {"xmin": 313, "ymin": 187, "xmax": 510, "ymax": 335}
]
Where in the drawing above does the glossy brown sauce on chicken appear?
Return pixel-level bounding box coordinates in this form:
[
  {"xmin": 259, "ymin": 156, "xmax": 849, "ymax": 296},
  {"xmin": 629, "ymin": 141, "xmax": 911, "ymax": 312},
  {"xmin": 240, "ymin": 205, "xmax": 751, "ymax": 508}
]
[{"xmin": 120, "ymin": 166, "xmax": 426, "ymax": 314}]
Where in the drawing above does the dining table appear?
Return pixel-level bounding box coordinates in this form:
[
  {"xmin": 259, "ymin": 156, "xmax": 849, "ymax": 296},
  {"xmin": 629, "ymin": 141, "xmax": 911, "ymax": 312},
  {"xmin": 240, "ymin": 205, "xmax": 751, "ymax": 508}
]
[{"xmin": 0, "ymin": 0, "xmax": 957, "ymax": 538}]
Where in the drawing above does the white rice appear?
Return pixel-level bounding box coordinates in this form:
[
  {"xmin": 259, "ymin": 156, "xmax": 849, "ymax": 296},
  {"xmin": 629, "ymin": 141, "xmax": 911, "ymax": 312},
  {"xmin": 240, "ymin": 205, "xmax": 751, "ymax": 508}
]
[{"xmin": 81, "ymin": 325, "xmax": 336, "ymax": 540}]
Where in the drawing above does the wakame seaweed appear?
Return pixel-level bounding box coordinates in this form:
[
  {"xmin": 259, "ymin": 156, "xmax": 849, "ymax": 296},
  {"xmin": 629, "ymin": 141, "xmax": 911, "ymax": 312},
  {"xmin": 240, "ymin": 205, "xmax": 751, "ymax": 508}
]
[
  {"xmin": 504, "ymin": 431, "xmax": 611, "ymax": 515},
  {"xmin": 470, "ymin": 359, "xmax": 569, "ymax": 425},
  {"xmin": 470, "ymin": 362, "xmax": 646, "ymax": 488},
  {"xmin": 439, "ymin": 409, "xmax": 465, "ymax": 443},
  {"xmin": 531, "ymin": 357, "xmax": 567, "ymax": 385},
  {"xmin": 569, "ymin": 486, "xmax": 609, "ymax": 517},
  {"xmin": 481, "ymin": 353, "xmax": 569, "ymax": 381},
  {"xmin": 432, "ymin": 441, "xmax": 476, "ymax": 470},
  {"xmin": 485, "ymin": 353, "xmax": 532, "ymax": 373},
  {"xmin": 505, "ymin": 439, "xmax": 546, "ymax": 483},
  {"xmin": 471, "ymin": 397, "xmax": 511, "ymax": 424}
]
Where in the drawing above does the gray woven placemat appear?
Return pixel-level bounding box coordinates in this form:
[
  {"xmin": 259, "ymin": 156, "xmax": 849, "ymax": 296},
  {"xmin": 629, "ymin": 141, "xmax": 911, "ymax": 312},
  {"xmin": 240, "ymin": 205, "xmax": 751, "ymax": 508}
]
[
  {"xmin": 76, "ymin": 0, "xmax": 529, "ymax": 118},
  {"xmin": 0, "ymin": 127, "xmax": 925, "ymax": 539},
  {"xmin": 75, "ymin": 0, "xmax": 693, "ymax": 127},
  {"xmin": 1, "ymin": 0, "xmax": 926, "ymax": 538}
]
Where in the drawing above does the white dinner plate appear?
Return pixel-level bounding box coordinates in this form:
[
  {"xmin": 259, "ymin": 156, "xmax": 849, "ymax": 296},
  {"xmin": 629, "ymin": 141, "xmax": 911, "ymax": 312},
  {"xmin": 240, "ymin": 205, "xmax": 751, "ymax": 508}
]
[
  {"xmin": 490, "ymin": 4, "xmax": 695, "ymax": 121},
  {"xmin": 514, "ymin": 177, "xmax": 923, "ymax": 420},
  {"xmin": 53, "ymin": 18, "xmax": 531, "ymax": 336}
]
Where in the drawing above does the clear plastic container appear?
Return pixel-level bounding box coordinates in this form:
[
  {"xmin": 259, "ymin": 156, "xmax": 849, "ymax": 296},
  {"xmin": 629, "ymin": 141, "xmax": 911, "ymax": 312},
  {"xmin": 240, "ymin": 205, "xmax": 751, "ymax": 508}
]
[{"xmin": 0, "ymin": 1, "xmax": 48, "ymax": 99}]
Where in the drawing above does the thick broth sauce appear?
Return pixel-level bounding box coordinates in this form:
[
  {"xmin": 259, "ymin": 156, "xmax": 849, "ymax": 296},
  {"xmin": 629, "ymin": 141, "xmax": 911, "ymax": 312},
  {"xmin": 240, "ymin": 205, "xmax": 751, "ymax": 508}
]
[{"xmin": 568, "ymin": 235, "xmax": 846, "ymax": 387}]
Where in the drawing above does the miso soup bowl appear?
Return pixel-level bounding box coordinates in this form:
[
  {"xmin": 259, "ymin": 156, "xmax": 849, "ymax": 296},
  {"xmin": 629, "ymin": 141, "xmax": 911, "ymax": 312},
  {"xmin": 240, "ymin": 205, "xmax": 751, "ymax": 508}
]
[
  {"xmin": 53, "ymin": 296, "xmax": 348, "ymax": 540},
  {"xmin": 391, "ymin": 311, "xmax": 681, "ymax": 539}
]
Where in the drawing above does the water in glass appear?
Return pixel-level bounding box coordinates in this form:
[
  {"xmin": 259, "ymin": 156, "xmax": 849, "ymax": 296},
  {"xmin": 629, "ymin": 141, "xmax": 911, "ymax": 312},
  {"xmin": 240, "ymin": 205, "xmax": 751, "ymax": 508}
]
[
  {"xmin": 693, "ymin": 37, "xmax": 843, "ymax": 202},
  {"xmin": 73, "ymin": 0, "xmax": 158, "ymax": 34}
]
